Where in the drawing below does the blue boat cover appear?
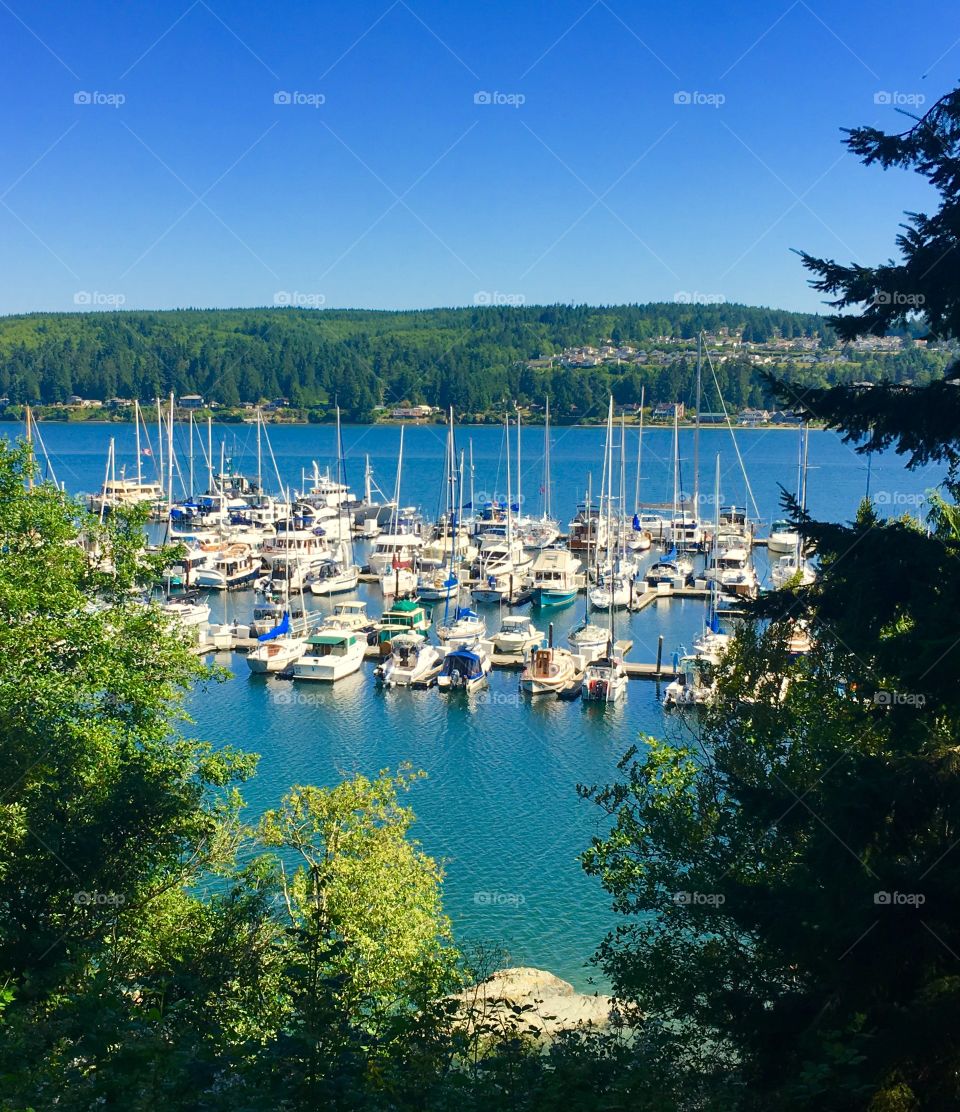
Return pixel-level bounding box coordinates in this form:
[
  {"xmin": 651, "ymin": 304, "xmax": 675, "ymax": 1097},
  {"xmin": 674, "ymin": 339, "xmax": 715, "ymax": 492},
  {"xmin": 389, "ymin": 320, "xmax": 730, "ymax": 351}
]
[
  {"xmin": 632, "ymin": 513, "xmax": 641, "ymax": 531},
  {"xmin": 441, "ymin": 650, "xmax": 483, "ymax": 679},
  {"xmin": 455, "ymin": 607, "xmax": 478, "ymax": 620},
  {"xmin": 258, "ymin": 611, "xmax": 291, "ymax": 642}
]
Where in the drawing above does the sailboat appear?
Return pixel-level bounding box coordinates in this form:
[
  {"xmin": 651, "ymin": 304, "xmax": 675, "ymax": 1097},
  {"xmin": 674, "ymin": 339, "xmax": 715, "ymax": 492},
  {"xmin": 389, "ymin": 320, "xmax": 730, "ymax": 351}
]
[
  {"xmin": 519, "ymin": 398, "xmax": 561, "ymax": 549},
  {"xmin": 581, "ymin": 591, "xmax": 628, "ymax": 703},
  {"xmin": 437, "ymin": 607, "xmax": 486, "ymax": 648},
  {"xmin": 588, "ymin": 400, "xmax": 633, "ymax": 609},
  {"xmin": 568, "ymin": 475, "xmax": 612, "ymax": 661},
  {"xmin": 246, "ymin": 610, "xmax": 308, "ymax": 673},
  {"xmin": 309, "ymin": 408, "xmax": 360, "ymax": 594}
]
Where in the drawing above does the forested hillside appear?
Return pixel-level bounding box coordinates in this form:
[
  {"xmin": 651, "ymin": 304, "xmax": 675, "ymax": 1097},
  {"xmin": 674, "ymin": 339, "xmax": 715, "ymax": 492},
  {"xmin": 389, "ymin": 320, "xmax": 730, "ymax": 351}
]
[{"xmin": 0, "ymin": 303, "xmax": 941, "ymax": 420}]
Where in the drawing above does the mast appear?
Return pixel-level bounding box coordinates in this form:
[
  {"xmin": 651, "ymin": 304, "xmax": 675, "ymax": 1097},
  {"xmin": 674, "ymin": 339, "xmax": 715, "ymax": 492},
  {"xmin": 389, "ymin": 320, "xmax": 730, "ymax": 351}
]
[
  {"xmin": 543, "ymin": 397, "xmax": 551, "ymax": 521},
  {"xmin": 504, "ymin": 411, "xmax": 513, "ymax": 552},
  {"xmin": 206, "ymin": 415, "xmax": 214, "ymax": 494},
  {"xmin": 693, "ymin": 332, "xmax": 702, "ymax": 520},
  {"xmin": 634, "ymin": 384, "xmax": 645, "ymax": 512},
  {"xmin": 156, "ymin": 398, "xmax": 165, "ymax": 492},
  {"xmin": 134, "ymin": 400, "xmax": 142, "ymax": 489},
  {"xmin": 25, "ymin": 406, "xmax": 34, "ymax": 490},
  {"xmin": 165, "ymin": 394, "xmax": 174, "ymax": 541},
  {"xmin": 188, "ymin": 410, "xmax": 194, "ymax": 497},
  {"xmin": 256, "ymin": 407, "xmax": 263, "ymax": 492},
  {"xmin": 515, "ymin": 404, "xmax": 522, "ymax": 524},
  {"xmin": 99, "ymin": 438, "xmax": 113, "ymax": 523},
  {"xmin": 672, "ymin": 405, "xmax": 680, "ymax": 533}
]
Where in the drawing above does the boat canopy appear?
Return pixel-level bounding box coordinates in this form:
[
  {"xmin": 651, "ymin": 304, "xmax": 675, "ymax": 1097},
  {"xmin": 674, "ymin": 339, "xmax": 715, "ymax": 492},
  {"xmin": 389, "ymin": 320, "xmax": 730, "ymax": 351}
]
[
  {"xmin": 258, "ymin": 612, "xmax": 291, "ymax": 642},
  {"xmin": 440, "ymin": 650, "xmax": 484, "ymax": 679},
  {"xmin": 454, "ymin": 607, "xmax": 479, "ymax": 621}
]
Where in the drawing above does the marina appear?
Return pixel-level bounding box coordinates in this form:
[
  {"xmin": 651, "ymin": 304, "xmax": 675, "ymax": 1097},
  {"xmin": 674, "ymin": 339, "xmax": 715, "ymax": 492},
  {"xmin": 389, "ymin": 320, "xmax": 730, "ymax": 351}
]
[{"xmin": 8, "ymin": 415, "xmax": 930, "ymax": 988}]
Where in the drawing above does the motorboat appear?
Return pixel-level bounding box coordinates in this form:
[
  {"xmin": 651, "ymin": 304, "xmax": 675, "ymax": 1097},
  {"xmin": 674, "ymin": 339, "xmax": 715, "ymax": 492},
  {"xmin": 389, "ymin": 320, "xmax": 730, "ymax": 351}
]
[
  {"xmin": 530, "ymin": 548, "xmax": 581, "ymax": 607},
  {"xmin": 770, "ymin": 552, "xmax": 816, "ymax": 589},
  {"xmin": 437, "ymin": 644, "xmax": 491, "ymax": 693},
  {"xmin": 319, "ymin": 600, "xmax": 375, "ymax": 635},
  {"xmin": 492, "ymin": 614, "xmax": 543, "ymax": 654},
  {"xmin": 292, "ymin": 630, "xmax": 366, "ymax": 682},
  {"xmin": 767, "ymin": 519, "xmax": 800, "ymax": 555},
  {"xmin": 582, "ymin": 649, "xmax": 628, "ymax": 703},
  {"xmin": 379, "ymin": 562, "xmax": 419, "ymax": 599},
  {"xmin": 159, "ymin": 594, "xmax": 210, "ymax": 628},
  {"xmin": 367, "ymin": 533, "xmax": 425, "ymax": 575},
  {"xmin": 193, "ymin": 543, "xmax": 261, "ymax": 589},
  {"xmin": 376, "ymin": 634, "xmax": 443, "ymax": 688}
]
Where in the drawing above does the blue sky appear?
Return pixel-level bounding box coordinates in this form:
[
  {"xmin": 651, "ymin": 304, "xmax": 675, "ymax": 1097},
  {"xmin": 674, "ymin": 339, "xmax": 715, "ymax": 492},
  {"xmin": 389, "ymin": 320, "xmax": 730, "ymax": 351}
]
[{"xmin": 0, "ymin": 0, "xmax": 955, "ymax": 315}]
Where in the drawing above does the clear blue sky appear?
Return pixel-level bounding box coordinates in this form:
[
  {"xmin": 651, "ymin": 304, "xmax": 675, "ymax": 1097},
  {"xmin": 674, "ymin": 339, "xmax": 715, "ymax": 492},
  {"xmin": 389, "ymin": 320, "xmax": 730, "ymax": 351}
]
[{"xmin": 0, "ymin": 0, "xmax": 955, "ymax": 315}]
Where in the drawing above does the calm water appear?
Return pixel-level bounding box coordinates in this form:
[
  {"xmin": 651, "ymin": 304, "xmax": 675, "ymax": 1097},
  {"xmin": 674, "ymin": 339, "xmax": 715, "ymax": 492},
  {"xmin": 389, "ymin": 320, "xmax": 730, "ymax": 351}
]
[{"xmin": 14, "ymin": 420, "xmax": 937, "ymax": 989}]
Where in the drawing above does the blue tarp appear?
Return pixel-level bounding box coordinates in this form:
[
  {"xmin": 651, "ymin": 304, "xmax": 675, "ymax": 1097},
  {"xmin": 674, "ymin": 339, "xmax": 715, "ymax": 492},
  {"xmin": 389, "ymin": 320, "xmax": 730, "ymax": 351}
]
[
  {"xmin": 632, "ymin": 513, "xmax": 641, "ymax": 531},
  {"xmin": 258, "ymin": 612, "xmax": 291, "ymax": 642},
  {"xmin": 455, "ymin": 607, "xmax": 478, "ymax": 620}
]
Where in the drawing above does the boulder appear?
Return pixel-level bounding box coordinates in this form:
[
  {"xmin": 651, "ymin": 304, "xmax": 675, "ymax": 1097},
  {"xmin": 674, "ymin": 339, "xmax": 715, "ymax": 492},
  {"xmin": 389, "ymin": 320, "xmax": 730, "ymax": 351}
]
[{"xmin": 449, "ymin": 966, "xmax": 617, "ymax": 1041}]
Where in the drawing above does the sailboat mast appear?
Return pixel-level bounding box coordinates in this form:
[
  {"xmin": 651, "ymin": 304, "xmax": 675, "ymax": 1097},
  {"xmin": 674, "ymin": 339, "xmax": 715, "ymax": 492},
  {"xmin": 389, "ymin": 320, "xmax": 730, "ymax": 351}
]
[
  {"xmin": 206, "ymin": 416, "xmax": 214, "ymax": 494},
  {"xmin": 672, "ymin": 406, "xmax": 680, "ymax": 526},
  {"xmin": 693, "ymin": 332, "xmax": 702, "ymax": 519},
  {"xmin": 188, "ymin": 411, "xmax": 194, "ymax": 497},
  {"xmin": 634, "ymin": 384, "xmax": 645, "ymax": 511},
  {"xmin": 256, "ymin": 407, "xmax": 263, "ymax": 492},
  {"xmin": 543, "ymin": 397, "xmax": 551, "ymax": 520},
  {"xmin": 134, "ymin": 400, "xmax": 142, "ymax": 488},
  {"xmin": 156, "ymin": 398, "xmax": 165, "ymax": 491},
  {"xmin": 516, "ymin": 405, "xmax": 522, "ymax": 523},
  {"xmin": 504, "ymin": 412, "xmax": 513, "ymax": 549}
]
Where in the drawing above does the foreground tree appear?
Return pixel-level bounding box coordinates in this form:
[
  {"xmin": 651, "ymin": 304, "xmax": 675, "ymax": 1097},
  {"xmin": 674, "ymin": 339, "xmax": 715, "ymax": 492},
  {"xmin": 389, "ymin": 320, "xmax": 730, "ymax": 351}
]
[{"xmin": 583, "ymin": 87, "xmax": 960, "ymax": 1110}]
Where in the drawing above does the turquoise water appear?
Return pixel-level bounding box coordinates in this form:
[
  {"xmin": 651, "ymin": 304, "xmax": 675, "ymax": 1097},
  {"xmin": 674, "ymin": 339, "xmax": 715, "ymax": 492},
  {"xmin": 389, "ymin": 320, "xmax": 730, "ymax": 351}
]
[{"xmin": 15, "ymin": 421, "xmax": 935, "ymax": 989}]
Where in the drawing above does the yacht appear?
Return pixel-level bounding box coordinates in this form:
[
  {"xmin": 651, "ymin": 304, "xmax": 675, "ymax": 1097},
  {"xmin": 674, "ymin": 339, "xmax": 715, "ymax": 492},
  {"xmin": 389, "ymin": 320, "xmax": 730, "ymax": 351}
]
[
  {"xmin": 193, "ymin": 543, "xmax": 261, "ymax": 589},
  {"xmin": 530, "ymin": 548, "xmax": 581, "ymax": 607},
  {"xmin": 368, "ymin": 533, "xmax": 425, "ymax": 575},
  {"xmin": 292, "ymin": 630, "xmax": 366, "ymax": 682},
  {"xmin": 770, "ymin": 552, "xmax": 816, "ymax": 589},
  {"xmin": 644, "ymin": 551, "xmax": 693, "ymax": 588},
  {"xmin": 437, "ymin": 644, "xmax": 492, "ymax": 693},
  {"xmin": 492, "ymin": 614, "xmax": 543, "ymax": 654},
  {"xmin": 159, "ymin": 594, "xmax": 210, "ymax": 628},
  {"xmin": 318, "ymin": 600, "xmax": 375, "ymax": 635},
  {"xmin": 767, "ymin": 519, "xmax": 800, "ymax": 555},
  {"xmin": 379, "ymin": 562, "xmax": 419, "ymax": 599}
]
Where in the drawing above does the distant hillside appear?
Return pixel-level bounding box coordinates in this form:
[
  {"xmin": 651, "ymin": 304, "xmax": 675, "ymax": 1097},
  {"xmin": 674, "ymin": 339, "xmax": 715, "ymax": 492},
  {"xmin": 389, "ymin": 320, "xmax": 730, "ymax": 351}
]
[{"xmin": 0, "ymin": 303, "xmax": 940, "ymax": 421}]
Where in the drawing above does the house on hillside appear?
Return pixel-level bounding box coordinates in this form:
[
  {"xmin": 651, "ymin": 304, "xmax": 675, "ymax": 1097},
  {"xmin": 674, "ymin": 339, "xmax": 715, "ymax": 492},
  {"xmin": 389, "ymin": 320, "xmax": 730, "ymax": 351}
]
[
  {"xmin": 652, "ymin": 402, "xmax": 685, "ymax": 421},
  {"xmin": 178, "ymin": 394, "xmax": 205, "ymax": 409}
]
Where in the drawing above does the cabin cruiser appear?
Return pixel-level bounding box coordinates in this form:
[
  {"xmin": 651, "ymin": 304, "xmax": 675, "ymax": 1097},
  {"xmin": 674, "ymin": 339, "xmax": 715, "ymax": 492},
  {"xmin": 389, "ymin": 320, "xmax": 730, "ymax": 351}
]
[
  {"xmin": 376, "ymin": 634, "xmax": 442, "ymax": 688},
  {"xmin": 292, "ymin": 630, "xmax": 365, "ymax": 682},
  {"xmin": 567, "ymin": 502, "xmax": 607, "ymax": 554},
  {"xmin": 193, "ymin": 543, "xmax": 261, "ymax": 589},
  {"xmin": 767, "ymin": 519, "xmax": 800, "ymax": 555},
  {"xmin": 531, "ymin": 548, "xmax": 581, "ymax": 607},
  {"xmin": 705, "ymin": 548, "xmax": 759, "ymax": 599},
  {"xmin": 379, "ymin": 559, "xmax": 419, "ymax": 599},
  {"xmin": 368, "ymin": 532, "xmax": 425, "ymax": 575},
  {"xmin": 770, "ymin": 552, "xmax": 816, "ymax": 589},
  {"xmin": 437, "ymin": 644, "xmax": 492, "ymax": 693},
  {"xmin": 375, "ymin": 599, "xmax": 431, "ymax": 646},
  {"xmin": 669, "ymin": 511, "xmax": 704, "ymax": 553},
  {"xmin": 159, "ymin": 594, "xmax": 211, "ymax": 628},
  {"xmin": 518, "ymin": 516, "xmax": 561, "ymax": 550},
  {"xmin": 419, "ymin": 518, "xmax": 477, "ymax": 569},
  {"xmin": 492, "ymin": 614, "xmax": 543, "ymax": 654},
  {"xmin": 318, "ymin": 600, "xmax": 375, "ymax": 635},
  {"xmin": 88, "ymin": 478, "xmax": 164, "ymax": 516}
]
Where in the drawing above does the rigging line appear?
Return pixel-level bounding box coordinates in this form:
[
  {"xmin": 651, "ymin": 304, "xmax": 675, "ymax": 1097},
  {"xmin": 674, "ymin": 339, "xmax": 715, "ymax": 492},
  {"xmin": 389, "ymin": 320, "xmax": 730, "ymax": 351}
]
[{"xmin": 703, "ymin": 346, "xmax": 762, "ymax": 521}]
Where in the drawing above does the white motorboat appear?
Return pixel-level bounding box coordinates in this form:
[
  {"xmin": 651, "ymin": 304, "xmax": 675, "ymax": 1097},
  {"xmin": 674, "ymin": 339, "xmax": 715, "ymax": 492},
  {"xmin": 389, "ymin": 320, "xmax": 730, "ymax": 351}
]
[
  {"xmin": 193, "ymin": 543, "xmax": 262, "ymax": 590},
  {"xmin": 530, "ymin": 547, "xmax": 581, "ymax": 607},
  {"xmin": 159, "ymin": 595, "xmax": 211, "ymax": 628},
  {"xmin": 492, "ymin": 614, "xmax": 543, "ymax": 654},
  {"xmin": 292, "ymin": 630, "xmax": 366, "ymax": 682},
  {"xmin": 770, "ymin": 552, "xmax": 816, "ymax": 589},
  {"xmin": 436, "ymin": 644, "xmax": 491, "ymax": 693},
  {"xmin": 582, "ymin": 651, "xmax": 628, "ymax": 703},
  {"xmin": 767, "ymin": 519, "xmax": 800, "ymax": 555},
  {"xmin": 368, "ymin": 533, "xmax": 425, "ymax": 575},
  {"xmin": 437, "ymin": 607, "xmax": 486, "ymax": 648},
  {"xmin": 376, "ymin": 634, "xmax": 442, "ymax": 688},
  {"xmin": 663, "ymin": 651, "xmax": 719, "ymax": 708},
  {"xmin": 520, "ymin": 645, "xmax": 582, "ymax": 698},
  {"xmin": 379, "ymin": 563, "xmax": 419, "ymax": 599}
]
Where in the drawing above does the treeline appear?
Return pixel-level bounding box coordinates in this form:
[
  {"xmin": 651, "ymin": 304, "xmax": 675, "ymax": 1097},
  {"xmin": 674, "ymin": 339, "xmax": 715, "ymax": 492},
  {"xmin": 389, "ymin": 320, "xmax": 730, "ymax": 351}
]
[{"xmin": 0, "ymin": 303, "xmax": 941, "ymax": 421}]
